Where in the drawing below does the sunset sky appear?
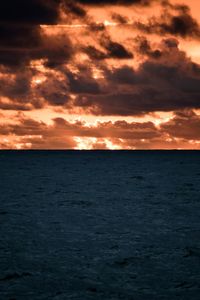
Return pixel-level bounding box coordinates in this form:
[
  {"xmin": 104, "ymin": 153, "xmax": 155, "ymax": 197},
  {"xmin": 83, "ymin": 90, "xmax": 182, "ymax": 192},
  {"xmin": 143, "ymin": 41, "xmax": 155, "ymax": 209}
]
[{"xmin": 0, "ymin": 0, "xmax": 200, "ymax": 149}]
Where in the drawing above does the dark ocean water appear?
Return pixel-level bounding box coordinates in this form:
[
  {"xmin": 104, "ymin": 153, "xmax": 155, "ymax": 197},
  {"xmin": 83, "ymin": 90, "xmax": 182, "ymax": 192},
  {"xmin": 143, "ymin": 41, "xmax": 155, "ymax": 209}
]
[{"xmin": 0, "ymin": 150, "xmax": 200, "ymax": 300}]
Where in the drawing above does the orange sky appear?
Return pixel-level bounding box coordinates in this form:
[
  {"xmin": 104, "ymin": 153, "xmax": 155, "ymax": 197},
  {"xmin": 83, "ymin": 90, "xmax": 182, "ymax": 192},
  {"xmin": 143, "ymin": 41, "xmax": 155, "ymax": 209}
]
[{"xmin": 0, "ymin": 0, "xmax": 200, "ymax": 149}]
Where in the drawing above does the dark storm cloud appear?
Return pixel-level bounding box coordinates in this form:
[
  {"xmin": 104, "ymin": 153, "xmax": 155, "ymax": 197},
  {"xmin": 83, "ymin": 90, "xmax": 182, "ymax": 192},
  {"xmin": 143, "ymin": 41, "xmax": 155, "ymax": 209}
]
[
  {"xmin": 0, "ymin": 30, "xmax": 73, "ymax": 68},
  {"xmin": 134, "ymin": 36, "xmax": 162, "ymax": 59},
  {"xmin": 0, "ymin": 0, "xmax": 81, "ymax": 67},
  {"xmin": 0, "ymin": 69, "xmax": 38, "ymax": 110},
  {"xmin": 40, "ymin": 34, "xmax": 73, "ymax": 68},
  {"xmin": 0, "ymin": 24, "xmax": 42, "ymax": 67},
  {"xmin": 136, "ymin": 9, "xmax": 200, "ymax": 39},
  {"xmin": 67, "ymin": 69, "xmax": 101, "ymax": 94},
  {"xmin": 0, "ymin": 72, "xmax": 30, "ymax": 100},
  {"xmin": 162, "ymin": 14, "xmax": 200, "ymax": 38},
  {"xmin": 84, "ymin": 46, "xmax": 107, "ymax": 60},
  {"xmin": 0, "ymin": 0, "xmax": 59, "ymax": 25},
  {"xmin": 0, "ymin": 67, "xmax": 67, "ymax": 110},
  {"xmin": 64, "ymin": 2, "xmax": 87, "ymax": 17},
  {"xmin": 35, "ymin": 74, "xmax": 70, "ymax": 106},
  {"xmin": 84, "ymin": 29, "xmax": 133, "ymax": 60},
  {"xmin": 102, "ymin": 39, "xmax": 133, "ymax": 59},
  {"xmin": 161, "ymin": 110, "xmax": 200, "ymax": 140},
  {"xmin": 0, "ymin": 24, "xmax": 42, "ymax": 48},
  {"xmin": 84, "ymin": 42, "xmax": 133, "ymax": 60},
  {"xmin": 108, "ymin": 2, "xmax": 200, "ymax": 40},
  {"xmin": 0, "ymin": 0, "xmax": 86, "ymax": 25},
  {"xmin": 2, "ymin": 37, "xmax": 200, "ymax": 115},
  {"xmin": 111, "ymin": 13, "xmax": 128, "ymax": 24},
  {"xmin": 73, "ymin": 39, "xmax": 200, "ymax": 115}
]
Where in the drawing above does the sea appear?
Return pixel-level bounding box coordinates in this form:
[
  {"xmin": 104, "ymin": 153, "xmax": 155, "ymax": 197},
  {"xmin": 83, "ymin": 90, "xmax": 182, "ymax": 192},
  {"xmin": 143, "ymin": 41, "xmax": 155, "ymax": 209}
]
[{"xmin": 0, "ymin": 150, "xmax": 200, "ymax": 300}]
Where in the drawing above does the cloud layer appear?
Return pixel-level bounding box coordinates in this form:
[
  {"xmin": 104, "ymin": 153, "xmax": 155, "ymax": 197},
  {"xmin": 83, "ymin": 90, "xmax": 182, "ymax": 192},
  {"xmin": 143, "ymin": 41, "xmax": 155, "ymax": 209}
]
[
  {"xmin": 0, "ymin": 0, "xmax": 200, "ymax": 148},
  {"xmin": 1, "ymin": 110, "xmax": 200, "ymax": 149}
]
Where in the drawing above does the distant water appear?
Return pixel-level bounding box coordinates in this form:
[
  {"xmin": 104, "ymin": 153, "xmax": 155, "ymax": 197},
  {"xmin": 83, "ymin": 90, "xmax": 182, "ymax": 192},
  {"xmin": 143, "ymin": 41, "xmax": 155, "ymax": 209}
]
[{"xmin": 0, "ymin": 150, "xmax": 200, "ymax": 300}]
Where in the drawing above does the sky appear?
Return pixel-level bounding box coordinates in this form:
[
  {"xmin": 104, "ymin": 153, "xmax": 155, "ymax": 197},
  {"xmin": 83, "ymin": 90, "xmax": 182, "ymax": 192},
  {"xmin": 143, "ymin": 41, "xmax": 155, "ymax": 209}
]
[{"xmin": 0, "ymin": 0, "xmax": 200, "ymax": 149}]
